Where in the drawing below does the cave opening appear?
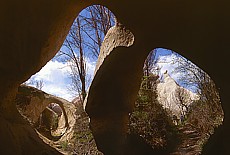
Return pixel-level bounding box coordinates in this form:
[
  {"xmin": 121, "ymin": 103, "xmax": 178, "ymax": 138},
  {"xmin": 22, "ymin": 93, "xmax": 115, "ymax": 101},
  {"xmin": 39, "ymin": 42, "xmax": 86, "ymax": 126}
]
[
  {"xmin": 36, "ymin": 103, "xmax": 65, "ymax": 141},
  {"xmin": 1, "ymin": 1, "xmax": 229, "ymax": 155},
  {"xmin": 14, "ymin": 3, "xmax": 225, "ymax": 155},
  {"xmin": 128, "ymin": 48, "xmax": 224, "ymax": 154},
  {"xmin": 18, "ymin": 4, "xmax": 116, "ymax": 154}
]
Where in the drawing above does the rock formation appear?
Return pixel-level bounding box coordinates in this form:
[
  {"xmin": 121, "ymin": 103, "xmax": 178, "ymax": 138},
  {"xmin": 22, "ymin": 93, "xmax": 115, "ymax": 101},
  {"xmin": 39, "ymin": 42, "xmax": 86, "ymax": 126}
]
[
  {"xmin": 85, "ymin": 22, "xmax": 143, "ymax": 154},
  {"xmin": 16, "ymin": 85, "xmax": 76, "ymax": 151},
  {"xmin": 157, "ymin": 71, "xmax": 199, "ymax": 118},
  {"xmin": 16, "ymin": 85, "xmax": 68, "ymax": 126},
  {"xmin": 0, "ymin": 1, "xmax": 230, "ymax": 154}
]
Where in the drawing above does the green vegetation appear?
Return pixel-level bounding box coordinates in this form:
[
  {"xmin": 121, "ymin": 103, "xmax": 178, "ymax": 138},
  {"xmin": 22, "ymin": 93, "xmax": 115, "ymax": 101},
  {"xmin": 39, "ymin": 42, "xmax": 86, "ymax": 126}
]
[
  {"xmin": 60, "ymin": 141, "xmax": 68, "ymax": 151},
  {"xmin": 129, "ymin": 74, "xmax": 179, "ymax": 150},
  {"xmin": 65, "ymin": 102, "xmax": 103, "ymax": 155}
]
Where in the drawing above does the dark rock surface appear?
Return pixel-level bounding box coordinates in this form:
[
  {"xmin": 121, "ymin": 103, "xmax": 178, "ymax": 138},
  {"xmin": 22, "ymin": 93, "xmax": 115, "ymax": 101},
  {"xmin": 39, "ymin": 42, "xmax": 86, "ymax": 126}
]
[{"xmin": 0, "ymin": 1, "xmax": 230, "ymax": 154}]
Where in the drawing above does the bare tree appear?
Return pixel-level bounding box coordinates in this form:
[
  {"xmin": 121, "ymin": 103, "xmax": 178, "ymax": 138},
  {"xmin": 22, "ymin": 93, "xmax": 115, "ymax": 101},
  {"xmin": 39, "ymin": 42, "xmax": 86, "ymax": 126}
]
[
  {"xmin": 23, "ymin": 78, "xmax": 44, "ymax": 90},
  {"xmin": 143, "ymin": 50, "xmax": 157, "ymax": 76},
  {"xmin": 35, "ymin": 80, "xmax": 44, "ymax": 90},
  {"xmin": 142, "ymin": 50, "xmax": 160, "ymax": 91},
  {"xmin": 58, "ymin": 17, "xmax": 87, "ymax": 102},
  {"xmin": 175, "ymin": 87, "xmax": 189, "ymax": 116},
  {"xmin": 171, "ymin": 52, "xmax": 217, "ymax": 100},
  {"xmin": 82, "ymin": 5, "xmax": 115, "ymax": 58},
  {"xmin": 56, "ymin": 5, "xmax": 115, "ymax": 102},
  {"xmin": 171, "ymin": 51, "xmax": 223, "ymax": 133}
]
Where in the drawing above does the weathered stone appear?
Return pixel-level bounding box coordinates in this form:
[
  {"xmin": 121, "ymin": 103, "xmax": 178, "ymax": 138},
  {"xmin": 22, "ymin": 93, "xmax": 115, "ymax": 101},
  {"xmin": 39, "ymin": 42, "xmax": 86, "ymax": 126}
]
[
  {"xmin": 85, "ymin": 22, "xmax": 142, "ymax": 154},
  {"xmin": 16, "ymin": 85, "xmax": 68, "ymax": 126},
  {"xmin": 16, "ymin": 85, "xmax": 77, "ymax": 143},
  {"xmin": 49, "ymin": 103, "xmax": 63, "ymax": 117},
  {"xmin": 157, "ymin": 71, "xmax": 199, "ymax": 118},
  {"xmin": 0, "ymin": 1, "xmax": 230, "ymax": 154},
  {"xmin": 40, "ymin": 107, "xmax": 59, "ymax": 131},
  {"xmin": 0, "ymin": 1, "xmax": 91, "ymax": 154},
  {"xmin": 94, "ymin": 23, "xmax": 134, "ymax": 74}
]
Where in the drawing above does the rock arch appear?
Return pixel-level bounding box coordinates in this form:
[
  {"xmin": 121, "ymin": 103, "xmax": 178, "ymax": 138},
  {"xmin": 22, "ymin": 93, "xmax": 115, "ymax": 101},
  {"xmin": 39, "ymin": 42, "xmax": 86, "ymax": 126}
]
[
  {"xmin": 16, "ymin": 85, "xmax": 76, "ymax": 142},
  {"xmin": 0, "ymin": 1, "xmax": 230, "ymax": 154},
  {"xmin": 16, "ymin": 85, "xmax": 68, "ymax": 126}
]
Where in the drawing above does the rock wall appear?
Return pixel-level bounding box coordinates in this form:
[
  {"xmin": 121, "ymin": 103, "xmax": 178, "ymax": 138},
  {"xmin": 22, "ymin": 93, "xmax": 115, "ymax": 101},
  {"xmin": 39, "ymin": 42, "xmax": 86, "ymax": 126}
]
[
  {"xmin": 0, "ymin": 1, "xmax": 91, "ymax": 154},
  {"xmin": 0, "ymin": 1, "xmax": 230, "ymax": 154}
]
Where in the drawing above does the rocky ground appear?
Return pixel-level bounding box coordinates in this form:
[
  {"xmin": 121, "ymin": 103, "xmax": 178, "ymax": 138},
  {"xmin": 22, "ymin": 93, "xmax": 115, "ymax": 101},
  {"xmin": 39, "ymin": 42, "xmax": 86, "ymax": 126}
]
[{"xmin": 171, "ymin": 123, "xmax": 204, "ymax": 155}]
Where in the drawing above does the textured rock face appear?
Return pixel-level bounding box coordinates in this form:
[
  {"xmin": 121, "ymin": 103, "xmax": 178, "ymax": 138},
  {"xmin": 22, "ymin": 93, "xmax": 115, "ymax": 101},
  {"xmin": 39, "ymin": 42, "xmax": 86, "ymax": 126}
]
[
  {"xmin": 157, "ymin": 72, "xmax": 199, "ymax": 118},
  {"xmin": 16, "ymin": 85, "xmax": 76, "ymax": 143},
  {"xmin": 83, "ymin": 23, "xmax": 135, "ymax": 109},
  {"xmin": 94, "ymin": 23, "xmax": 135, "ymax": 74},
  {"xmin": 85, "ymin": 23, "xmax": 143, "ymax": 154},
  {"xmin": 0, "ymin": 1, "xmax": 230, "ymax": 154},
  {"xmin": 0, "ymin": 1, "xmax": 90, "ymax": 154},
  {"xmin": 16, "ymin": 85, "xmax": 67, "ymax": 125}
]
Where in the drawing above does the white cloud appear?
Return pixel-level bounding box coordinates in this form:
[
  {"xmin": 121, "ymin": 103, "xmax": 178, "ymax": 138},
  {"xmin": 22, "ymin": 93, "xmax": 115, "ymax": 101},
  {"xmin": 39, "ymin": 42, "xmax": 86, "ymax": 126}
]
[
  {"xmin": 155, "ymin": 53, "xmax": 199, "ymax": 93},
  {"xmin": 33, "ymin": 60, "xmax": 71, "ymax": 82},
  {"xmin": 85, "ymin": 58, "xmax": 96, "ymax": 90},
  {"xmin": 85, "ymin": 58, "xmax": 96, "ymax": 79},
  {"xmin": 26, "ymin": 51, "xmax": 197, "ymax": 102},
  {"xmin": 156, "ymin": 54, "xmax": 182, "ymax": 82},
  {"xmin": 26, "ymin": 59, "xmax": 96, "ymax": 102},
  {"xmin": 27, "ymin": 60, "xmax": 73, "ymax": 101}
]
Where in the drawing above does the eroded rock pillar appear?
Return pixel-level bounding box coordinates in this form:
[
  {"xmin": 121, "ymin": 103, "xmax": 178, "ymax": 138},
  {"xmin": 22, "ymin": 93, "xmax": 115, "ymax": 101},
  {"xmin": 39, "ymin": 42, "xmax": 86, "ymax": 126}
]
[{"xmin": 85, "ymin": 23, "xmax": 149, "ymax": 154}]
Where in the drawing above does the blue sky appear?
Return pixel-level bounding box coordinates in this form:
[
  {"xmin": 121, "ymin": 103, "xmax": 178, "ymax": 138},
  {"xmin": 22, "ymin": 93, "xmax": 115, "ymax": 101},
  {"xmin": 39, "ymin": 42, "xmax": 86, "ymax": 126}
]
[
  {"xmin": 25, "ymin": 6, "xmax": 198, "ymax": 101},
  {"xmin": 26, "ymin": 48, "xmax": 198, "ymax": 101},
  {"xmin": 26, "ymin": 57, "xmax": 96, "ymax": 101},
  {"xmin": 154, "ymin": 48, "xmax": 199, "ymax": 92}
]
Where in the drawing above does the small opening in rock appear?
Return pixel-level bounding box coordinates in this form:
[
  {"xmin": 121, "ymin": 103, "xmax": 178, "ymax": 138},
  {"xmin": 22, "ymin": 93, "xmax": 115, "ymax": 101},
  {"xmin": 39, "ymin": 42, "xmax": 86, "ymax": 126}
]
[{"xmin": 36, "ymin": 103, "xmax": 65, "ymax": 140}]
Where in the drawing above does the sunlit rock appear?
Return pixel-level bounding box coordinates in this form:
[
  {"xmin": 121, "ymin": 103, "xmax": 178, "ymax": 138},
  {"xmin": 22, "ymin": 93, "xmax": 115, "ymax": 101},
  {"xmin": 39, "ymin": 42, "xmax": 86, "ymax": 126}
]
[
  {"xmin": 157, "ymin": 71, "xmax": 199, "ymax": 118},
  {"xmin": 16, "ymin": 85, "xmax": 76, "ymax": 148}
]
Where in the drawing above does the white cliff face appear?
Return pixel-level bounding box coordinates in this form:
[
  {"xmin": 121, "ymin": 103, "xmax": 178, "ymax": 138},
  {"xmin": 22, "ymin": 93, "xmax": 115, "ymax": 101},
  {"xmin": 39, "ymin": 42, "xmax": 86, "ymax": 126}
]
[{"xmin": 157, "ymin": 71, "xmax": 199, "ymax": 118}]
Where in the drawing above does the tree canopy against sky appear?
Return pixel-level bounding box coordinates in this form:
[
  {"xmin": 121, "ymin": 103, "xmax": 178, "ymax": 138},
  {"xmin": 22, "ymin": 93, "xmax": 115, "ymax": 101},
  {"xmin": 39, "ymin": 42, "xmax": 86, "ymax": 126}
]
[
  {"xmin": 57, "ymin": 5, "xmax": 115, "ymax": 102},
  {"xmin": 25, "ymin": 5, "xmax": 216, "ymax": 102},
  {"xmin": 26, "ymin": 5, "xmax": 115, "ymax": 101}
]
